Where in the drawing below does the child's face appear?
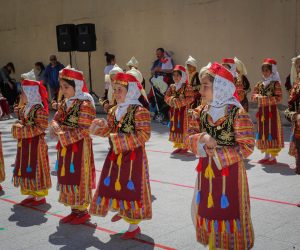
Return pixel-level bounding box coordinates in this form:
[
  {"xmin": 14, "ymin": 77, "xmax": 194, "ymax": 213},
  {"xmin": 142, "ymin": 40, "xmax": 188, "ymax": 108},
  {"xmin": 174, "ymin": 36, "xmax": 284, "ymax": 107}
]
[
  {"xmin": 60, "ymin": 79, "xmax": 75, "ymax": 99},
  {"xmin": 173, "ymin": 71, "xmax": 182, "ymax": 83},
  {"xmin": 200, "ymin": 75, "xmax": 213, "ymax": 102},
  {"xmin": 113, "ymin": 83, "xmax": 128, "ymax": 104},
  {"xmin": 187, "ymin": 64, "xmax": 196, "ymax": 74},
  {"xmin": 262, "ymin": 65, "xmax": 272, "ymax": 79},
  {"xmin": 20, "ymin": 90, "xmax": 28, "ymax": 103}
]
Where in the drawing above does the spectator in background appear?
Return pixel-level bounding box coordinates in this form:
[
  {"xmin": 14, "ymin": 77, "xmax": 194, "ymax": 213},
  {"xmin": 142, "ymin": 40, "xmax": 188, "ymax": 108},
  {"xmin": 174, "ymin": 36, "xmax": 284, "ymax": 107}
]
[
  {"xmin": 44, "ymin": 55, "xmax": 64, "ymax": 101},
  {"xmin": 102, "ymin": 52, "xmax": 116, "ymax": 99},
  {"xmin": 0, "ymin": 62, "xmax": 18, "ymax": 108},
  {"xmin": 34, "ymin": 62, "xmax": 45, "ymax": 82}
]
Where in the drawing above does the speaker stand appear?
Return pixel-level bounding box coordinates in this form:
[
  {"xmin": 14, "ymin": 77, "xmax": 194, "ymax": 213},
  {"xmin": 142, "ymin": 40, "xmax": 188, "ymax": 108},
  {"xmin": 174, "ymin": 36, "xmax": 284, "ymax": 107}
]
[
  {"xmin": 69, "ymin": 52, "xmax": 73, "ymax": 67},
  {"xmin": 87, "ymin": 51, "xmax": 99, "ymax": 100}
]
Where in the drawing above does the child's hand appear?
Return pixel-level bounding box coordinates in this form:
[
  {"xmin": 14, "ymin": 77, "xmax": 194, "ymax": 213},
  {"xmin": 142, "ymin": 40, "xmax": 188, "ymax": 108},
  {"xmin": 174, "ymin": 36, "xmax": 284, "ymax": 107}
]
[
  {"xmin": 51, "ymin": 101, "xmax": 58, "ymax": 110},
  {"xmin": 296, "ymin": 114, "xmax": 300, "ymax": 127},
  {"xmin": 203, "ymin": 134, "xmax": 217, "ymax": 157}
]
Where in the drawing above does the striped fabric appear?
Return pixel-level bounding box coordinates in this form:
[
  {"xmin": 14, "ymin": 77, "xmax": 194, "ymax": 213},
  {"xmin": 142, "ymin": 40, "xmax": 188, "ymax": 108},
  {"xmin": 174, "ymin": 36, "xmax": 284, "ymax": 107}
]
[
  {"xmin": 187, "ymin": 105, "xmax": 255, "ymax": 249},
  {"xmin": 165, "ymin": 83, "xmax": 194, "ymax": 146},
  {"xmin": 54, "ymin": 101, "xmax": 96, "ymax": 146},
  {"xmin": 12, "ymin": 105, "xmax": 51, "ymax": 192},
  {"xmin": 12, "ymin": 107, "xmax": 48, "ymax": 139},
  {"xmin": 90, "ymin": 105, "xmax": 152, "ymax": 221},
  {"xmin": 51, "ymin": 100, "xmax": 96, "ymax": 207}
]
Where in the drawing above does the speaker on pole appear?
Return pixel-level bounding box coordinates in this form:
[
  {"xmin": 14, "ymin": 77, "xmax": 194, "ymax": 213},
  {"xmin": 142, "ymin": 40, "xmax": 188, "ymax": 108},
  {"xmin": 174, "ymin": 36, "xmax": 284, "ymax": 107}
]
[
  {"xmin": 76, "ymin": 23, "xmax": 96, "ymax": 52},
  {"xmin": 56, "ymin": 24, "xmax": 76, "ymax": 52}
]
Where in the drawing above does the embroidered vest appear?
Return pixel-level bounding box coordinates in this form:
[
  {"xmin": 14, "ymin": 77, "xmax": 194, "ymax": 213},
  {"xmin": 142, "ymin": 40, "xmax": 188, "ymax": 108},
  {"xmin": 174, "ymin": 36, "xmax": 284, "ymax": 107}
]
[{"xmin": 200, "ymin": 105, "xmax": 239, "ymax": 146}]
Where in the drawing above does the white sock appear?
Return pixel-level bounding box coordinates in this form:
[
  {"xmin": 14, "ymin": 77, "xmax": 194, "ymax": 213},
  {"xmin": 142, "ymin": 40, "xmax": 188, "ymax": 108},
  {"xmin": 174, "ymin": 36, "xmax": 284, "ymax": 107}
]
[
  {"xmin": 128, "ymin": 223, "xmax": 139, "ymax": 232},
  {"xmin": 27, "ymin": 195, "xmax": 34, "ymax": 199},
  {"xmin": 35, "ymin": 196, "xmax": 44, "ymax": 201},
  {"xmin": 265, "ymin": 153, "xmax": 270, "ymax": 159}
]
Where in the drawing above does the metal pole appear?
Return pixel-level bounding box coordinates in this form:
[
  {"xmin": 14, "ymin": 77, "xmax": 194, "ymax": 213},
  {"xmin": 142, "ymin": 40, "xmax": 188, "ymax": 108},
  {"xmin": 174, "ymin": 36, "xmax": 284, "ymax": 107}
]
[
  {"xmin": 88, "ymin": 51, "xmax": 92, "ymax": 92},
  {"xmin": 69, "ymin": 52, "xmax": 72, "ymax": 67}
]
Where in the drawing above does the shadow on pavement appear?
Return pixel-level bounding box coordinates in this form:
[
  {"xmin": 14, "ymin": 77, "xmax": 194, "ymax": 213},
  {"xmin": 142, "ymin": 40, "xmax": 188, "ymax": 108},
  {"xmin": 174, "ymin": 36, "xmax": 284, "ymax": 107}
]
[
  {"xmin": 49, "ymin": 222, "xmax": 155, "ymax": 250},
  {"xmin": 261, "ymin": 162, "xmax": 296, "ymax": 176},
  {"xmin": 9, "ymin": 203, "xmax": 51, "ymax": 227}
]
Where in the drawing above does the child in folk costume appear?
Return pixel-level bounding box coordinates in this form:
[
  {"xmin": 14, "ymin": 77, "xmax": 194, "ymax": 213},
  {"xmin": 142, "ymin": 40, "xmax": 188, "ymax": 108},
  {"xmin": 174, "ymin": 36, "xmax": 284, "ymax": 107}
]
[
  {"xmin": 284, "ymin": 55, "xmax": 300, "ymax": 175},
  {"xmin": 186, "ymin": 56, "xmax": 201, "ymax": 109},
  {"xmin": 186, "ymin": 62, "xmax": 255, "ymax": 250},
  {"xmin": 127, "ymin": 56, "xmax": 146, "ymax": 89},
  {"xmin": 222, "ymin": 58, "xmax": 251, "ymax": 112},
  {"xmin": 50, "ymin": 67, "xmax": 96, "ymax": 225},
  {"xmin": 0, "ymin": 132, "xmax": 5, "ymax": 192},
  {"xmin": 165, "ymin": 65, "xmax": 194, "ymax": 154},
  {"xmin": 89, "ymin": 72, "xmax": 152, "ymax": 239},
  {"xmin": 99, "ymin": 64, "xmax": 123, "ymax": 113},
  {"xmin": 251, "ymin": 58, "xmax": 284, "ymax": 165},
  {"xmin": 12, "ymin": 70, "xmax": 51, "ymax": 205}
]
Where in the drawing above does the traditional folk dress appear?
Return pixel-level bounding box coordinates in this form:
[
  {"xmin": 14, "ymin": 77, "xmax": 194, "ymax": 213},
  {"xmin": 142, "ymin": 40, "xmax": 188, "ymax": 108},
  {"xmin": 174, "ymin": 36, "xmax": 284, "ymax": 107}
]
[
  {"xmin": 186, "ymin": 56, "xmax": 201, "ymax": 109},
  {"xmin": 0, "ymin": 132, "xmax": 5, "ymax": 190},
  {"xmin": 251, "ymin": 59, "xmax": 284, "ymax": 158},
  {"xmin": 50, "ymin": 67, "xmax": 96, "ymax": 217},
  {"xmin": 222, "ymin": 58, "xmax": 250, "ymax": 112},
  {"xmin": 12, "ymin": 76, "xmax": 51, "ymax": 201},
  {"xmin": 165, "ymin": 65, "xmax": 194, "ymax": 150},
  {"xmin": 90, "ymin": 73, "xmax": 152, "ymax": 229},
  {"xmin": 284, "ymin": 55, "xmax": 300, "ymax": 174},
  {"xmin": 187, "ymin": 63, "xmax": 254, "ymax": 250}
]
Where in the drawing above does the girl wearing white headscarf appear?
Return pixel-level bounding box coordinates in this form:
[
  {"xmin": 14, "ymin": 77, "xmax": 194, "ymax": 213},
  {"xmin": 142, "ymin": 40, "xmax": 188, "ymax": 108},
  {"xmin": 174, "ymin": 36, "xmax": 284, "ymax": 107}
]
[
  {"xmin": 12, "ymin": 70, "xmax": 51, "ymax": 206},
  {"xmin": 165, "ymin": 65, "xmax": 194, "ymax": 154},
  {"xmin": 90, "ymin": 72, "xmax": 152, "ymax": 240},
  {"xmin": 50, "ymin": 67, "xmax": 96, "ymax": 225},
  {"xmin": 186, "ymin": 62, "xmax": 255, "ymax": 250},
  {"xmin": 284, "ymin": 55, "xmax": 300, "ymax": 174},
  {"xmin": 186, "ymin": 55, "xmax": 202, "ymax": 108},
  {"xmin": 251, "ymin": 58, "xmax": 284, "ymax": 165}
]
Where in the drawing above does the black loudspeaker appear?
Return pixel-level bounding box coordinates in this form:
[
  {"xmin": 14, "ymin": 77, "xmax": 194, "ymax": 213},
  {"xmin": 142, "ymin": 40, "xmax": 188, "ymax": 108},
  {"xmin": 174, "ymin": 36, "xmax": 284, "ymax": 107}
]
[
  {"xmin": 76, "ymin": 23, "xmax": 96, "ymax": 52},
  {"xmin": 56, "ymin": 24, "xmax": 76, "ymax": 52}
]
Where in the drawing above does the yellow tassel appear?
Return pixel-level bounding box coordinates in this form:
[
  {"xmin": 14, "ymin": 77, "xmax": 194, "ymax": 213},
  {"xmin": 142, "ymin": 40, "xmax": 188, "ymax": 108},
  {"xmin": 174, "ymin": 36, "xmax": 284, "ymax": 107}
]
[
  {"xmin": 115, "ymin": 180, "xmax": 121, "ymax": 191},
  {"xmin": 117, "ymin": 153, "xmax": 122, "ymax": 167},
  {"xmin": 134, "ymin": 201, "xmax": 139, "ymax": 210},
  {"xmin": 18, "ymin": 167, "xmax": 21, "ymax": 176},
  {"xmin": 18, "ymin": 141, "xmax": 22, "ymax": 147},
  {"xmin": 61, "ymin": 147, "xmax": 67, "ymax": 157},
  {"xmin": 222, "ymin": 220, "xmax": 226, "ymax": 232},
  {"xmin": 204, "ymin": 164, "xmax": 215, "ymax": 179},
  {"xmin": 261, "ymin": 115, "xmax": 265, "ymax": 122},
  {"xmin": 100, "ymin": 197, "xmax": 105, "ymax": 206},
  {"xmin": 262, "ymin": 134, "xmax": 265, "ymax": 141},
  {"xmin": 61, "ymin": 164, "xmax": 65, "ymax": 176},
  {"xmin": 112, "ymin": 199, "xmax": 117, "ymax": 209},
  {"xmin": 209, "ymin": 233, "xmax": 214, "ymax": 250},
  {"xmin": 211, "ymin": 220, "xmax": 214, "ymax": 233},
  {"xmin": 233, "ymin": 220, "xmax": 237, "ymax": 233},
  {"xmin": 124, "ymin": 200, "xmax": 128, "ymax": 210},
  {"xmin": 203, "ymin": 219, "xmax": 207, "ymax": 230},
  {"xmin": 207, "ymin": 193, "xmax": 214, "ymax": 208}
]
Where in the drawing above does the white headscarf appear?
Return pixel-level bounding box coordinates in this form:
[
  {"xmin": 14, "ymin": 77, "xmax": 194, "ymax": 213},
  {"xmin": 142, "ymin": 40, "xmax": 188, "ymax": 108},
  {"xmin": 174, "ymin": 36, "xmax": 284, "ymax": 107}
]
[
  {"xmin": 115, "ymin": 82, "xmax": 142, "ymax": 121},
  {"xmin": 61, "ymin": 66, "xmax": 95, "ymax": 108},
  {"xmin": 291, "ymin": 55, "xmax": 300, "ymax": 85},
  {"xmin": 21, "ymin": 70, "xmax": 43, "ymax": 116},
  {"xmin": 65, "ymin": 79, "xmax": 95, "ymax": 108},
  {"xmin": 126, "ymin": 56, "xmax": 139, "ymax": 68},
  {"xmin": 173, "ymin": 67, "xmax": 187, "ymax": 91},
  {"xmin": 185, "ymin": 55, "xmax": 197, "ymax": 69},
  {"xmin": 234, "ymin": 57, "xmax": 247, "ymax": 76},
  {"xmin": 203, "ymin": 63, "xmax": 242, "ymax": 123},
  {"xmin": 262, "ymin": 63, "xmax": 281, "ymax": 87}
]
